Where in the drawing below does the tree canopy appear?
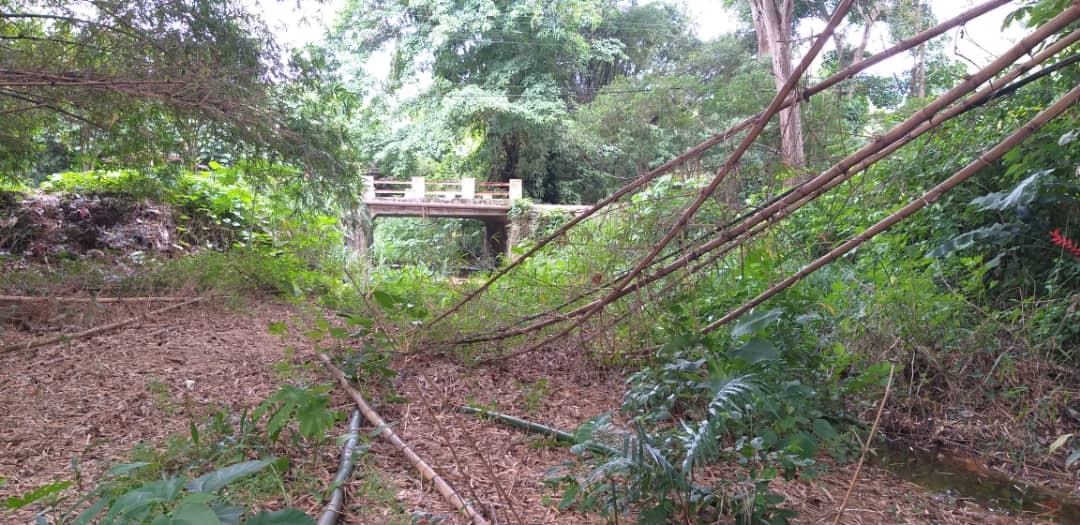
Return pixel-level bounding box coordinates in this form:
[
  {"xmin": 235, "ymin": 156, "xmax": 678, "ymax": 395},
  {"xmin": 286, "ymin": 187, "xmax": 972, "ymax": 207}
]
[{"xmin": 0, "ymin": 0, "xmax": 354, "ymax": 186}]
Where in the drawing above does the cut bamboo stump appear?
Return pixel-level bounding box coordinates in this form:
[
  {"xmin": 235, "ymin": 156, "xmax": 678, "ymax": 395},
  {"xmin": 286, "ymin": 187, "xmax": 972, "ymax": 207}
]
[
  {"xmin": 0, "ymin": 297, "xmax": 205, "ymax": 354},
  {"xmin": 318, "ymin": 353, "xmax": 490, "ymax": 525}
]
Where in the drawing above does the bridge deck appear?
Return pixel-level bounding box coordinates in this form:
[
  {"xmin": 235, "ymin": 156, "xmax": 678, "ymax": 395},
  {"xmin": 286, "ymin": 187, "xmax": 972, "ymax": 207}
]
[{"xmin": 364, "ymin": 198, "xmax": 512, "ymax": 220}]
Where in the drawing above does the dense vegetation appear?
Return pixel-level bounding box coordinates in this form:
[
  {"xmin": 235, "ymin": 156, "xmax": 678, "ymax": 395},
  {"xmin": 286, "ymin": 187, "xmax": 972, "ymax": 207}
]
[{"xmin": 1, "ymin": 0, "xmax": 1078, "ymax": 523}]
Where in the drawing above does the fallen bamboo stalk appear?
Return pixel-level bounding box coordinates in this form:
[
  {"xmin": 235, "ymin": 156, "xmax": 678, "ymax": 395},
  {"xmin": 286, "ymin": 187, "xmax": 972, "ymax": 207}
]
[
  {"xmin": 0, "ymin": 297, "xmax": 205, "ymax": 354},
  {"xmin": 0, "ymin": 295, "xmax": 202, "ymax": 303},
  {"xmin": 318, "ymin": 353, "xmax": 490, "ymax": 525},
  {"xmin": 459, "ymin": 7, "xmax": 1080, "ymax": 356},
  {"xmin": 447, "ymin": 29, "xmax": 1080, "ymax": 350},
  {"xmin": 513, "ymin": 4, "xmax": 1079, "ymax": 359},
  {"xmin": 424, "ymin": 0, "xmax": 1011, "ymax": 330},
  {"xmin": 703, "ymin": 81, "xmax": 1080, "ymax": 334},
  {"xmin": 453, "ymin": 405, "xmax": 619, "ymax": 456},
  {"xmin": 318, "ymin": 409, "xmax": 362, "ymax": 525}
]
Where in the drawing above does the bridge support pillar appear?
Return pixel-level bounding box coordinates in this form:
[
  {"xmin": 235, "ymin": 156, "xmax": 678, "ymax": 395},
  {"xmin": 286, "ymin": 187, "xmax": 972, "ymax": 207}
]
[
  {"xmin": 345, "ymin": 208, "xmax": 374, "ymax": 258},
  {"xmin": 481, "ymin": 218, "xmax": 510, "ymax": 263}
]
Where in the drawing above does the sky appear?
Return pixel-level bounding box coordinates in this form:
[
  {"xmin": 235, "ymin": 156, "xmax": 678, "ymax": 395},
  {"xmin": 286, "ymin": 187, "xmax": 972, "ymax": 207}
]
[{"xmin": 252, "ymin": 0, "xmax": 1028, "ymax": 80}]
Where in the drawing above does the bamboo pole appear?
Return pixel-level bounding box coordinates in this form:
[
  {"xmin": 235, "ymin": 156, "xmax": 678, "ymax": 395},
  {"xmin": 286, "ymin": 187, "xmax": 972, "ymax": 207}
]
[
  {"xmin": 702, "ymin": 81, "xmax": 1080, "ymax": 334},
  {"xmin": 318, "ymin": 409, "xmax": 362, "ymax": 525},
  {"xmin": 0, "ymin": 295, "xmax": 201, "ymax": 303},
  {"xmin": 454, "ymin": 405, "xmax": 619, "ymax": 456},
  {"xmin": 0, "ymin": 297, "xmax": 205, "ymax": 354},
  {"xmin": 317, "ymin": 354, "xmax": 490, "ymax": 525},
  {"xmin": 424, "ymin": 0, "xmax": 1011, "ymax": 330},
  {"xmin": 452, "ymin": 7, "xmax": 1080, "ymax": 354},
  {"xmin": 530, "ymin": 3, "xmax": 1079, "ymax": 357},
  {"xmin": 448, "ymin": 40, "xmax": 1080, "ymax": 348}
]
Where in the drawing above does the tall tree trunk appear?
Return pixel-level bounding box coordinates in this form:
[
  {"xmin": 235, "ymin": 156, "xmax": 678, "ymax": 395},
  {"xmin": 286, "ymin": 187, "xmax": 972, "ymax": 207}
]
[
  {"xmin": 911, "ymin": 1, "xmax": 927, "ymax": 100},
  {"xmin": 848, "ymin": 3, "xmax": 880, "ymax": 102},
  {"xmin": 749, "ymin": 0, "xmax": 805, "ymax": 169}
]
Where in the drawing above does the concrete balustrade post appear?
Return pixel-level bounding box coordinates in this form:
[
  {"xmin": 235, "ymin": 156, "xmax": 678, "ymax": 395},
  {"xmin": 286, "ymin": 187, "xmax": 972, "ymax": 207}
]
[
  {"xmin": 461, "ymin": 178, "xmax": 476, "ymax": 199},
  {"xmin": 362, "ymin": 175, "xmax": 375, "ymax": 200},
  {"xmin": 409, "ymin": 176, "xmax": 425, "ymax": 199}
]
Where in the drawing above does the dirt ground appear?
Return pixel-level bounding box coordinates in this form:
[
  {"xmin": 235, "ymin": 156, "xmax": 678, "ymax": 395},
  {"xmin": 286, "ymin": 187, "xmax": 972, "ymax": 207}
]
[{"xmin": 0, "ymin": 298, "xmax": 1072, "ymax": 524}]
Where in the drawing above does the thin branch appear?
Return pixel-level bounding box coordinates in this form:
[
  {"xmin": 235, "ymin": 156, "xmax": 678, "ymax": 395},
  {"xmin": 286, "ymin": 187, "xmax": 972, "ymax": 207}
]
[{"xmin": 0, "ymin": 297, "xmax": 205, "ymax": 354}]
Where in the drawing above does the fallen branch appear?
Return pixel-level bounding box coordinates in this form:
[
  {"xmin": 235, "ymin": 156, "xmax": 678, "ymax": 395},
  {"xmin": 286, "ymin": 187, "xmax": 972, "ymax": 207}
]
[
  {"xmin": 0, "ymin": 297, "xmax": 205, "ymax": 354},
  {"xmin": 833, "ymin": 363, "xmax": 895, "ymax": 525},
  {"xmin": 453, "ymin": 405, "xmax": 618, "ymax": 456},
  {"xmin": 318, "ymin": 409, "xmax": 362, "ymax": 525},
  {"xmin": 318, "ymin": 354, "xmax": 490, "ymax": 525},
  {"xmin": 0, "ymin": 295, "xmax": 201, "ymax": 304}
]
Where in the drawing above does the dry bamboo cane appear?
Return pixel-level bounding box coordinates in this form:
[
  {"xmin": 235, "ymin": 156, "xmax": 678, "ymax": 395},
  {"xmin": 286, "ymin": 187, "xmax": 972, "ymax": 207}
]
[
  {"xmin": 544, "ymin": 2, "xmax": 1078, "ymax": 355},
  {"xmin": 702, "ymin": 81, "xmax": 1080, "ymax": 334},
  {"xmin": 318, "ymin": 409, "xmax": 362, "ymax": 525},
  {"xmin": 0, "ymin": 295, "xmax": 202, "ymax": 303},
  {"xmin": 317, "ymin": 353, "xmax": 490, "ymax": 525},
  {"xmin": 456, "ymin": 0, "xmax": 856, "ymax": 356},
  {"xmin": 424, "ymin": 0, "xmax": 1010, "ymax": 330},
  {"xmin": 0, "ymin": 297, "xmax": 205, "ymax": 354},
  {"xmin": 450, "ymin": 38, "xmax": 1080, "ymax": 349},
  {"xmin": 457, "ymin": 7, "xmax": 1080, "ymax": 354},
  {"xmin": 586, "ymin": 0, "xmax": 857, "ymax": 306}
]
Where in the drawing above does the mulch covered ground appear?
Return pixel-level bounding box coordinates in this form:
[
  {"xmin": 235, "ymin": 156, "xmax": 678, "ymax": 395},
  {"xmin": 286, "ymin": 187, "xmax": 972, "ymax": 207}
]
[{"xmin": 0, "ymin": 298, "xmax": 1068, "ymax": 524}]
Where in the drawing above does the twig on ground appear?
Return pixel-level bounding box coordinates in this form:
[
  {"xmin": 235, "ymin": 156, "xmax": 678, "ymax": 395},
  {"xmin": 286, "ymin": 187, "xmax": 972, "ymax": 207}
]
[
  {"xmin": 318, "ymin": 353, "xmax": 490, "ymax": 525},
  {"xmin": 0, "ymin": 297, "xmax": 205, "ymax": 354},
  {"xmin": 454, "ymin": 405, "xmax": 618, "ymax": 456},
  {"xmin": 833, "ymin": 362, "xmax": 896, "ymax": 525}
]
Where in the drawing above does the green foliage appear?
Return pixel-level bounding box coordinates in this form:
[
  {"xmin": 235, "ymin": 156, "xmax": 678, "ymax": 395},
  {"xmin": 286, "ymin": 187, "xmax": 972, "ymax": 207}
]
[
  {"xmin": 253, "ymin": 385, "xmax": 341, "ymax": 444},
  {"xmin": 38, "ymin": 458, "xmax": 313, "ymax": 525},
  {"xmin": 1, "ymin": 0, "xmax": 354, "ymax": 185},
  {"xmin": 373, "ymin": 218, "xmax": 485, "ymax": 270}
]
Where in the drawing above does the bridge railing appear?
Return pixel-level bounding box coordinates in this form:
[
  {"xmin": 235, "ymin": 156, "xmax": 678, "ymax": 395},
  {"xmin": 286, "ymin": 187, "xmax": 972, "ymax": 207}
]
[{"xmin": 362, "ymin": 176, "xmax": 522, "ymax": 201}]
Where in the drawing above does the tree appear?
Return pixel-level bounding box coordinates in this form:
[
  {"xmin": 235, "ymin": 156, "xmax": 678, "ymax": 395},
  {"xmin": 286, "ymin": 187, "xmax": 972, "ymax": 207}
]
[
  {"xmin": 747, "ymin": 0, "xmax": 806, "ymax": 169},
  {"xmin": 333, "ymin": 0, "xmax": 696, "ymax": 201},
  {"xmin": 0, "ymin": 0, "xmax": 353, "ymax": 184}
]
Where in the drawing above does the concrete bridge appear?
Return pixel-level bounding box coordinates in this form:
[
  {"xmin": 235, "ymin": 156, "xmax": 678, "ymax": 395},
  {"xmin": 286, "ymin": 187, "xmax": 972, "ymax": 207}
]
[{"xmin": 354, "ymin": 176, "xmax": 588, "ymax": 261}]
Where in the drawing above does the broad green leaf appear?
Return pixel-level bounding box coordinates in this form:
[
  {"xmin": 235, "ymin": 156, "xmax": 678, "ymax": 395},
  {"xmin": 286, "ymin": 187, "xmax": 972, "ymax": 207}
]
[
  {"xmin": 328, "ymin": 327, "xmax": 350, "ymax": 339},
  {"xmin": 342, "ymin": 314, "xmax": 374, "ymax": 328},
  {"xmin": 929, "ymin": 223, "xmax": 1024, "ymax": 258},
  {"xmin": 184, "ymin": 458, "xmax": 277, "ymax": 494},
  {"xmin": 107, "ymin": 477, "xmax": 184, "ymax": 519},
  {"xmin": 107, "ymin": 462, "xmax": 154, "ymax": 478},
  {"xmin": 243, "ymin": 508, "xmax": 316, "ymax": 525},
  {"xmin": 812, "ymin": 419, "xmax": 839, "ymax": 441},
  {"xmin": 3, "ymin": 480, "xmax": 72, "ymax": 509},
  {"xmin": 71, "ymin": 497, "xmax": 112, "ymax": 525},
  {"xmin": 170, "ymin": 502, "xmax": 222, "ymax": 525},
  {"xmin": 267, "ymin": 322, "xmax": 288, "ymax": 336},
  {"xmin": 730, "ymin": 338, "xmax": 778, "ymax": 364},
  {"xmin": 372, "ymin": 290, "xmax": 397, "ymax": 309},
  {"xmin": 969, "ymin": 170, "xmax": 1049, "ymax": 211},
  {"xmin": 212, "ymin": 504, "xmax": 246, "ymax": 525},
  {"xmin": 731, "ymin": 308, "xmax": 784, "ymax": 338}
]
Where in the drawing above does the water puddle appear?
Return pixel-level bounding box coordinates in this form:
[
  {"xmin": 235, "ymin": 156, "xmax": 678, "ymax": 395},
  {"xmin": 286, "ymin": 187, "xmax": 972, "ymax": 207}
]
[{"xmin": 877, "ymin": 441, "xmax": 1080, "ymax": 523}]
